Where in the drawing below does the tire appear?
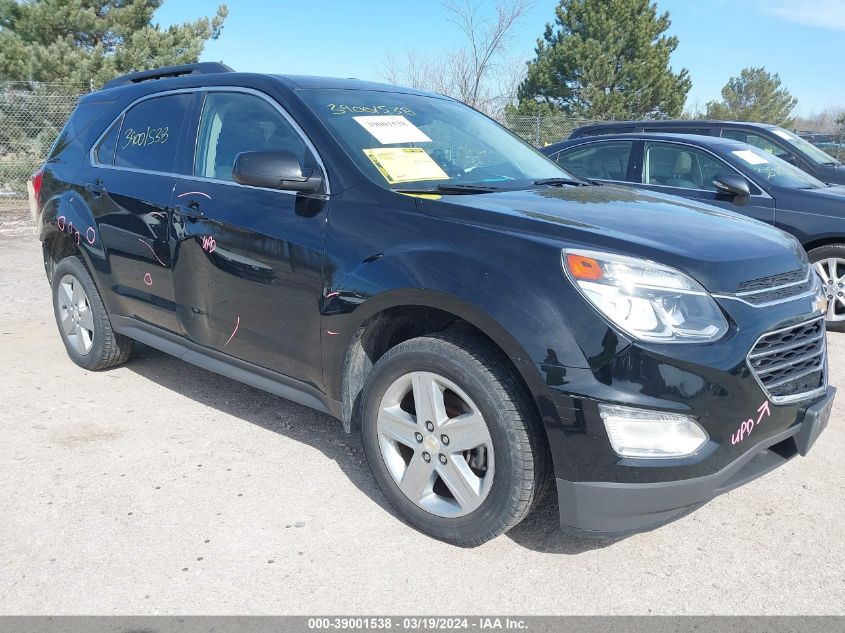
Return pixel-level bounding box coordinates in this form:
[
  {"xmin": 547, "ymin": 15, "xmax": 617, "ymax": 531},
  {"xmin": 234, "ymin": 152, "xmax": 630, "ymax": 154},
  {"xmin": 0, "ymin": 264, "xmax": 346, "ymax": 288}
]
[
  {"xmin": 808, "ymin": 244, "xmax": 845, "ymax": 332},
  {"xmin": 51, "ymin": 256, "xmax": 134, "ymax": 370},
  {"xmin": 360, "ymin": 332, "xmax": 552, "ymax": 546}
]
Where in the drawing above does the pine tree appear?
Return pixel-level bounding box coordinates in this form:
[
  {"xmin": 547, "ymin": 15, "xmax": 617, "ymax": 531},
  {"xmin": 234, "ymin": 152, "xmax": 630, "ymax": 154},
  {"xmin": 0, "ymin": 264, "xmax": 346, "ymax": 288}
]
[
  {"xmin": 513, "ymin": 0, "xmax": 691, "ymax": 119},
  {"xmin": 0, "ymin": 0, "xmax": 228, "ymax": 87},
  {"xmin": 705, "ymin": 67, "xmax": 798, "ymax": 127}
]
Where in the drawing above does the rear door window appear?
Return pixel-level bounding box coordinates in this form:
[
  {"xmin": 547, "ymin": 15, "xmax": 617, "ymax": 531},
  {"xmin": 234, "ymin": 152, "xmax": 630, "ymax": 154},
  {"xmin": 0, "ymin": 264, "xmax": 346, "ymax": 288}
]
[
  {"xmin": 554, "ymin": 141, "xmax": 634, "ymax": 181},
  {"xmin": 720, "ymin": 129, "xmax": 791, "ymax": 159},
  {"xmin": 94, "ymin": 119, "xmax": 121, "ymax": 165},
  {"xmin": 113, "ymin": 94, "xmax": 191, "ymax": 172}
]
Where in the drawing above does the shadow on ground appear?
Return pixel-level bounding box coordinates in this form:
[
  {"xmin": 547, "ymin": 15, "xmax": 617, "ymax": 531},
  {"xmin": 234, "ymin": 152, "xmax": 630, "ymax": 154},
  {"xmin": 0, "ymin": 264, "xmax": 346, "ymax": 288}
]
[{"xmin": 125, "ymin": 343, "xmax": 622, "ymax": 554}]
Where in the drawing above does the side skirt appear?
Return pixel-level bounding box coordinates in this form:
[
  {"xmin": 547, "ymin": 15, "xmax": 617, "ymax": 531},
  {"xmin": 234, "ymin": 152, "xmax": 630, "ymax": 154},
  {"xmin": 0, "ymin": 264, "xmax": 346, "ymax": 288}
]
[{"xmin": 111, "ymin": 315, "xmax": 343, "ymax": 420}]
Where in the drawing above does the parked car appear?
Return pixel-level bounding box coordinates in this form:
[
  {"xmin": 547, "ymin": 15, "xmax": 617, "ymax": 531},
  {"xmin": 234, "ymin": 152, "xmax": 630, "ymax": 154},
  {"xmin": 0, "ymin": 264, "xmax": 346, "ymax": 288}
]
[
  {"xmin": 543, "ymin": 132, "xmax": 845, "ymax": 330},
  {"xmin": 32, "ymin": 64, "xmax": 833, "ymax": 545},
  {"xmin": 569, "ymin": 120, "xmax": 845, "ymax": 185}
]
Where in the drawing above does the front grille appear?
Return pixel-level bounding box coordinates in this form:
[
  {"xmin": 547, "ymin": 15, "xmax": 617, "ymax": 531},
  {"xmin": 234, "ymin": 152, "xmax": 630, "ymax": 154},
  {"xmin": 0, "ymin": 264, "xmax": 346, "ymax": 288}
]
[
  {"xmin": 748, "ymin": 318, "xmax": 826, "ymax": 401},
  {"xmin": 737, "ymin": 267, "xmax": 807, "ymax": 292},
  {"xmin": 734, "ymin": 266, "xmax": 816, "ymax": 306}
]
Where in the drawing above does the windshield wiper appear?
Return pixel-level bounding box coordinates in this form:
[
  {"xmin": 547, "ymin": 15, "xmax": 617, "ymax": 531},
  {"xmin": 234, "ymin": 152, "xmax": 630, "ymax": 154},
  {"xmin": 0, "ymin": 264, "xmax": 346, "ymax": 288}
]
[
  {"xmin": 394, "ymin": 184, "xmax": 500, "ymax": 195},
  {"xmin": 533, "ymin": 177, "xmax": 594, "ymax": 187}
]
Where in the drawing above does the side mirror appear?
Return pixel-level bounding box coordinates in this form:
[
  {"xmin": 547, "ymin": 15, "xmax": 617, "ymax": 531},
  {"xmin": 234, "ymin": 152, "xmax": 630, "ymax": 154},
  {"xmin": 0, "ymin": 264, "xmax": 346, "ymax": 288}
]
[
  {"xmin": 232, "ymin": 150, "xmax": 322, "ymax": 193},
  {"xmin": 781, "ymin": 153, "xmax": 798, "ymax": 166},
  {"xmin": 713, "ymin": 172, "xmax": 751, "ymax": 198}
]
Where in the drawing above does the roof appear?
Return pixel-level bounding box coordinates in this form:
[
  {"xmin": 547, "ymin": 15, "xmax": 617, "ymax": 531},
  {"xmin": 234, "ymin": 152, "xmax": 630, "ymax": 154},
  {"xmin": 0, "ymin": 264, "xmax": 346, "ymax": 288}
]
[
  {"xmin": 574, "ymin": 119, "xmax": 778, "ymax": 131},
  {"xmin": 544, "ymin": 132, "xmax": 752, "ymax": 154}
]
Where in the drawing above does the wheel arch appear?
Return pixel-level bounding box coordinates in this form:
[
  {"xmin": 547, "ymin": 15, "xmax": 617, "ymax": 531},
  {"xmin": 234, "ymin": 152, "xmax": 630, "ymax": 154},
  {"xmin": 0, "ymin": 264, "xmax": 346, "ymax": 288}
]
[{"xmin": 330, "ymin": 290, "xmax": 551, "ymax": 442}]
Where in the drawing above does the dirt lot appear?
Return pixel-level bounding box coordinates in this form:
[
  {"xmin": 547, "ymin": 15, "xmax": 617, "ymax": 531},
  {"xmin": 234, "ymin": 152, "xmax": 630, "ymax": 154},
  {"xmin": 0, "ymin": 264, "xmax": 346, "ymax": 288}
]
[{"xmin": 1, "ymin": 206, "xmax": 844, "ymax": 615}]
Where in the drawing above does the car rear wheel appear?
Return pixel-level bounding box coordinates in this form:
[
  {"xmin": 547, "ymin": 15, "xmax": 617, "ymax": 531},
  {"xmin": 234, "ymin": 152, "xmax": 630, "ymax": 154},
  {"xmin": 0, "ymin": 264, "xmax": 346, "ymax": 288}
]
[
  {"xmin": 51, "ymin": 256, "xmax": 134, "ymax": 370},
  {"xmin": 360, "ymin": 332, "xmax": 551, "ymax": 546},
  {"xmin": 809, "ymin": 244, "xmax": 845, "ymax": 332}
]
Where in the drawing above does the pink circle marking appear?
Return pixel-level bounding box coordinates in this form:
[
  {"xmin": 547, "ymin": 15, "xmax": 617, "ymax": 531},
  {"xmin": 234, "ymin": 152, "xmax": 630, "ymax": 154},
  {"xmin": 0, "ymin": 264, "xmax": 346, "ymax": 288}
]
[
  {"xmin": 143, "ymin": 273, "xmax": 153, "ymax": 286},
  {"xmin": 85, "ymin": 226, "xmax": 96, "ymax": 245}
]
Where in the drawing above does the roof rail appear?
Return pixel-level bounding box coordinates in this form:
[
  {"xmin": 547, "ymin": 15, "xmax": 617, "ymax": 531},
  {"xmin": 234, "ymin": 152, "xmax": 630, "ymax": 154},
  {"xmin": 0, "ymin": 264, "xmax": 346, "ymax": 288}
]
[{"xmin": 102, "ymin": 62, "xmax": 234, "ymax": 90}]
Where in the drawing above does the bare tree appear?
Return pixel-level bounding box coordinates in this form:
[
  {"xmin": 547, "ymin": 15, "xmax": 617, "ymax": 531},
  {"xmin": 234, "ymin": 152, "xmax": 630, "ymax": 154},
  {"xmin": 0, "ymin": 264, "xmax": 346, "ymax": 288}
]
[{"xmin": 377, "ymin": 0, "xmax": 534, "ymax": 117}]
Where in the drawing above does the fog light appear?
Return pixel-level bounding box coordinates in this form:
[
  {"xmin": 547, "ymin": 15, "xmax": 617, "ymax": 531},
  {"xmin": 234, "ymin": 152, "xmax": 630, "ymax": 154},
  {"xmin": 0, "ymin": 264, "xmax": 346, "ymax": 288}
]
[{"xmin": 598, "ymin": 404, "xmax": 708, "ymax": 459}]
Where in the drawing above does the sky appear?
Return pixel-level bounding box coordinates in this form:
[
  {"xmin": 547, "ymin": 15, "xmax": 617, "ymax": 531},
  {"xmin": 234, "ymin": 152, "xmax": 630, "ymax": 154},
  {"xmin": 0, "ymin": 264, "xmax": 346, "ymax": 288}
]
[{"xmin": 154, "ymin": 0, "xmax": 845, "ymax": 117}]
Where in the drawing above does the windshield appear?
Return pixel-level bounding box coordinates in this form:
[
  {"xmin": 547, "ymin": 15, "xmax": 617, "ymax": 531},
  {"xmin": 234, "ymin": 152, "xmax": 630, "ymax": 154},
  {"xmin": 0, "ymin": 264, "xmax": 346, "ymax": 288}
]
[
  {"xmin": 730, "ymin": 146, "xmax": 828, "ymax": 189},
  {"xmin": 769, "ymin": 127, "xmax": 841, "ymax": 166},
  {"xmin": 299, "ymin": 89, "xmax": 574, "ymax": 191}
]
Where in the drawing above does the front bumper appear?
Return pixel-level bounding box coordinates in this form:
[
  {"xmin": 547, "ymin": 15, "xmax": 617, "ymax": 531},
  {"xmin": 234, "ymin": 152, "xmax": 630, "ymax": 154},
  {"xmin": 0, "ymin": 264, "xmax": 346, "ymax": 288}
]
[{"xmin": 556, "ymin": 386, "xmax": 835, "ymax": 537}]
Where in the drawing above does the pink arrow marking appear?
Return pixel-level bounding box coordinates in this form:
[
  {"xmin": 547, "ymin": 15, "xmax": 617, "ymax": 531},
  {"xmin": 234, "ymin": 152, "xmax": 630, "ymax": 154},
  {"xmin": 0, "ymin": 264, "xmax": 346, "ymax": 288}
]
[{"xmin": 756, "ymin": 401, "xmax": 771, "ymax": 425}]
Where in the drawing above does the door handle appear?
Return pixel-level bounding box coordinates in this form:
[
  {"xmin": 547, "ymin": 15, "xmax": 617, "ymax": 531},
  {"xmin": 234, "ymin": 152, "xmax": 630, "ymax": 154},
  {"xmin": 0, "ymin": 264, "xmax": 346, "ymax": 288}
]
[
  {"xmin": 84, "ymin": 180, "xmax": 105, "ymax": 196},
  {"xmin": 176, "ymin": 201, "xmax": 205, "ymax": 221}
]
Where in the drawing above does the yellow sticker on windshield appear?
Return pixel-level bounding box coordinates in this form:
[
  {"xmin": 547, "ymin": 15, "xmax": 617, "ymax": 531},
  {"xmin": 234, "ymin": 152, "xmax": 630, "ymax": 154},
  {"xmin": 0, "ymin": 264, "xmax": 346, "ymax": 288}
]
[{"xmin": 362, "ymin": 147, "xmax": 449, "ymax": 184}]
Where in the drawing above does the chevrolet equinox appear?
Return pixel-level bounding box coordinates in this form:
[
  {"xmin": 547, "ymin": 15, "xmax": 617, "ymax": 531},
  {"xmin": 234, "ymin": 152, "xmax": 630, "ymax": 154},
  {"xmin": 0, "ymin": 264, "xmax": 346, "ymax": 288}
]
[{"xmin": 32, "ymin": 63, "xmax": 835, "ymax": 545}]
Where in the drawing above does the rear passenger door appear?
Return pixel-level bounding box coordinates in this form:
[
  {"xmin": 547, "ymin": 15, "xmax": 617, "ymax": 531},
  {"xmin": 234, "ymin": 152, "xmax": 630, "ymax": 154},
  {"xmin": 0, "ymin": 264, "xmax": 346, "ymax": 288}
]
[
  {"xmin": 79, "ymin": 92, "xmax": 193, "ymax": 333},
  {"xmin": 169, "ymin": 89, "xmax": 329, "ymax": 387},
  {"xmin": 636, "ymin": 141, "xmax": 775, "ymax": 225},
  {"xmin": 550, "ymin": 140, "xmax": 636, "ymax": 183}
]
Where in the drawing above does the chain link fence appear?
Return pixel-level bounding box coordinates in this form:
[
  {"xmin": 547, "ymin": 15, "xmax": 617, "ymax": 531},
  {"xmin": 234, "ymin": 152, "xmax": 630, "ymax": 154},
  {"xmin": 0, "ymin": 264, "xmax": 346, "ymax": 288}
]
[
  {"xmin": 0, "ymin": 82, "xmax": 87, "ymax": 202},
  {"xmin": 1, "ymin": 80, "xmax": 843, "ymax": 203},
  {"xmin": 502, "ymin": 113, "xmax": 608, "ymax": 147}
]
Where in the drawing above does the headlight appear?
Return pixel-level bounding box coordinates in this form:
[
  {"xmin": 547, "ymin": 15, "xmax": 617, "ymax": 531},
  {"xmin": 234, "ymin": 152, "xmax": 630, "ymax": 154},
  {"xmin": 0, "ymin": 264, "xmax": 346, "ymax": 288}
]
[{"xmin": 562, "ymin": 249, "xmax": 728, "ymax": 342}]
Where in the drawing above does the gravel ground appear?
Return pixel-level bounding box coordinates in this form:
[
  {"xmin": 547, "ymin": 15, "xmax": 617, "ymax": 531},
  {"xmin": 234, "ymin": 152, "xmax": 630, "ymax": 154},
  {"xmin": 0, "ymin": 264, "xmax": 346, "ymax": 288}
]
[{"xmin": 1, "ymin": 208, "xmax": 844, "ymax": 615}]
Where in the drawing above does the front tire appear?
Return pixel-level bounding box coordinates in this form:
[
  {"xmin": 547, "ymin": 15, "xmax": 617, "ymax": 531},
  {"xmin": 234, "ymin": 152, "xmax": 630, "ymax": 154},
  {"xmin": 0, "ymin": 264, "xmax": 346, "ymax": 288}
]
[
  {"xmin": 809, "ymin": 244, "xmax": 845, "ymax": 332},
  {"xmin": 360, "ymin": 332, "xmax": 551, "ymax": 546},
  {"xmin": 51, "ymin": 256, "xmax": 134, "ymax": 370}
]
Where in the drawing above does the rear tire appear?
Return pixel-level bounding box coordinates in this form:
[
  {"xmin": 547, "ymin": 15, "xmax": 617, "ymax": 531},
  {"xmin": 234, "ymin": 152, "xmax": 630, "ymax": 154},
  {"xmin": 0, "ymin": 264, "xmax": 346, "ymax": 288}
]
[
  {"xmin": 808, "ymin": 244, "xmax": 845, "ymax": 332},
  {"xmin": 51, "ymin": 256, "xmax": 134, "ymax": 370},
  {"xmin": 360, "ymin": 332, "xmax": 551, "ymax": 546}
]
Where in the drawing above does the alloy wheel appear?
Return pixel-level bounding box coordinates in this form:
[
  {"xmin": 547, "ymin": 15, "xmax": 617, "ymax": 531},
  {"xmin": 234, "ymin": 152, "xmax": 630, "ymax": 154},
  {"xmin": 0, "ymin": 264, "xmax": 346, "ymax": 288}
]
[
  {"xmin": 815, "ymin": 258, "xmax": 845, "ymax": 322},
  {"xmin": 376, "ymin": 371, "xmax": 495, "ymax": 518},
  {"xmin": 57, "ymin": 274, "xmax": 95, "ymax": 355}
]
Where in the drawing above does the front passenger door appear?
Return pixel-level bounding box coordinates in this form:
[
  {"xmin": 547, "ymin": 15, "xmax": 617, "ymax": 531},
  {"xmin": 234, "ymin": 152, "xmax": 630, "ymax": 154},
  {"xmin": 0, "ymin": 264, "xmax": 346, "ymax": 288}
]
[
  {"xmin": 637, "ymin": 141, "xmax": 775, "ymax": 225},
  {"xmin": 170, "ymin": 90, "xmax": 329, "ymax": 387}
]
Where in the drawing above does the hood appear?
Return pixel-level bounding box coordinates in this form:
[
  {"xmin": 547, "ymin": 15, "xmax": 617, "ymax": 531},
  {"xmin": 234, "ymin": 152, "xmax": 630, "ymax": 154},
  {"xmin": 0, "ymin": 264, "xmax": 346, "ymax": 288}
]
[{"xmin": 417, "ymin": 185, "xmax": 807, "ymax": 294}]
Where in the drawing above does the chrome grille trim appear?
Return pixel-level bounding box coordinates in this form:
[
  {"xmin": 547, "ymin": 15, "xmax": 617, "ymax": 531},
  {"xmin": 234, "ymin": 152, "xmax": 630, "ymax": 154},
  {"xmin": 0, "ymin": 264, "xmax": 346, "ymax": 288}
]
[
  {"xmin": 746, "ymin": 317, "xmax": 827, "ymax": 403},
  {"xmin": 714, "ymin": 268, "xmax": 820, "ymax": 308}
]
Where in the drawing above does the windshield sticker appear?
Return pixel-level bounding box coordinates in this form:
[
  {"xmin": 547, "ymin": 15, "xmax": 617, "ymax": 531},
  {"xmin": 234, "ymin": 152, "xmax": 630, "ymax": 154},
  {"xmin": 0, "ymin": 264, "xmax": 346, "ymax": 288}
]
[
  {"xmin": 363, "ymin": 147, "xmax": 448, "ymax": 184},
  {"xmin": 732, "ymin": 149, "xmax": 769, "ymax": 165},
  {"xmin": 772, "ymin": 129, "xmax": 796, "ymax": 141},
  {"xmin": 327, "ymin": 104, "xmax": 415, "ymax": 116},
  {"xmin": 354, "ymin": 115, "xmax": 432, "ymax": 145}
]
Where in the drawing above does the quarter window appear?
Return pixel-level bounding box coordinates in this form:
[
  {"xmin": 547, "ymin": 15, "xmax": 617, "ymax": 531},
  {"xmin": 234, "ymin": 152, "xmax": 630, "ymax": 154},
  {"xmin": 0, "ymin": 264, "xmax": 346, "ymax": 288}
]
[
  {"xmin": 113, "ymin": 94, "xmax": 191, "ymax": 172},
  {"xmin": 194, "ymin": 92, "xmax": 315, "ymax": 183},
  {"xmin": 95, "ymin": 118, "xmax": 121, "ymax": 165},
  {"xmin": 643, "ymin": 142, "xmax": 730, "ymax": 191},
  {"xmin": 554, "ymin": 141, "xmax": 633, "ymax": 181}
]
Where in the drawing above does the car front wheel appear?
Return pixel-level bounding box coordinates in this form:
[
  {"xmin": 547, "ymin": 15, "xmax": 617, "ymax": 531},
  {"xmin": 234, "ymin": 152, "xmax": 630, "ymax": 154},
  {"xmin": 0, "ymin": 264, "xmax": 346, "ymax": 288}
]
[
  {"xmin": 809, "ymin": 244, "xmax": 845, "ymax": 332},
  {"xmin": 360, "ymin": 332, "xmax": 551, "ymax": 546}
]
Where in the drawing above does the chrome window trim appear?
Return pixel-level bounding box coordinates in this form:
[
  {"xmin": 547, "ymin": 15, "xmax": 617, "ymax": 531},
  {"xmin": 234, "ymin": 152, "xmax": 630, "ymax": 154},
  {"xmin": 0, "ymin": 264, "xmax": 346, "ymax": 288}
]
[
  {"xmin": 745, "ymin": 316, "xmax": 828, "ymax": 404},
  {"xmin": 88, "ymin": 85, "xmax": 331, "ymax": 196}
]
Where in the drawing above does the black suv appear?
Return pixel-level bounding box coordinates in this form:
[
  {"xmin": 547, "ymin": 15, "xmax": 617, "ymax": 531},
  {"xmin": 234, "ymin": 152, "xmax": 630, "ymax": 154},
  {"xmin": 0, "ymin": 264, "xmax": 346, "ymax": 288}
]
[
  {"xmin": 33, "ymin": 64, "xmax": 834, "ymax": 545},
  {"xmin": 570, "ymin": 120, "xmax": 845, "ymax": 185}
]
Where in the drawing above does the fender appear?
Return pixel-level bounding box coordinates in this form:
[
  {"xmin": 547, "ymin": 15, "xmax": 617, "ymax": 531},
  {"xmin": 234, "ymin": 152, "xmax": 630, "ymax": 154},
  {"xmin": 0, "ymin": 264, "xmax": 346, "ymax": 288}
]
[{"xmin": 39, "ymin": 187, "xmax": 107, "ymax": 278}]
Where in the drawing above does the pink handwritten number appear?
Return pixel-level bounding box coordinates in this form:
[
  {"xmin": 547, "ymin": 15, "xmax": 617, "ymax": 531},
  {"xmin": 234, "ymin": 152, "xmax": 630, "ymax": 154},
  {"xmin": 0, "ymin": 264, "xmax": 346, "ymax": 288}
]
[
  {"xmin": 731, "ymin": 401, "xmax": 771, "ymax": 445},
  {"xmin": 85, "ymin": 227, "xmax": 96, "ymax": 245},
  {"xmin": 57, "ymin": 216, "xmax": 66, "ymax": 231},
  {"xmin": 201, "ymin": 236, "xmax": 217, "ymax": 254}
]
